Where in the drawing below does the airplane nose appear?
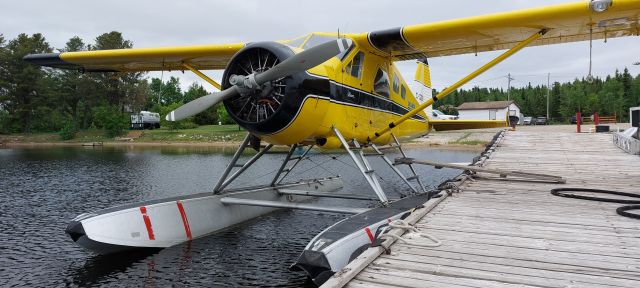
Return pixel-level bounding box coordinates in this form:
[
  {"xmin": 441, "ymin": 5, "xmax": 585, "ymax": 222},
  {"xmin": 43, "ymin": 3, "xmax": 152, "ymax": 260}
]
[{"xmin": 65, "ymin": 220, "xmax": 85, "ymax": 242}]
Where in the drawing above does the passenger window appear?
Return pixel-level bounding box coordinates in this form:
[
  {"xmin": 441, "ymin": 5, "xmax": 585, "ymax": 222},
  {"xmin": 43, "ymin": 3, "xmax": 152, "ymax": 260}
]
[
  {"xmin": 345, "ymin": 52, "xmax": 364, "ymax": 79},
  {"xmin": 373, "ymin": 68, "xmax": 390, "ymax": 98},
  {"xmin": 401, "ymin": 85, "xmax": 406, "ymax": 100},
  {"xmin": 392, "ymin": 74, "xmax": 399, "ymax": 93}
]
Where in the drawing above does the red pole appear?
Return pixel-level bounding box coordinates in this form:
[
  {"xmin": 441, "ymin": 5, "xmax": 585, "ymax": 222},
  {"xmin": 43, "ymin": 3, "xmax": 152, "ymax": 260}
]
[
  {"xmin": 576, "ymin": 112, "xmax": 581, "ymax": 133},
  {"xmin": 594, "ymin": 112, "xmax": 599, "ymax": 125}
]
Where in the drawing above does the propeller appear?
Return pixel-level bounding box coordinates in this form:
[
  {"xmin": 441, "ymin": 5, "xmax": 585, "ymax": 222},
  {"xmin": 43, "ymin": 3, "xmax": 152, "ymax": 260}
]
[{"xmin": 166, "ymin": 38, "xmax": 353, "ymax": 121}]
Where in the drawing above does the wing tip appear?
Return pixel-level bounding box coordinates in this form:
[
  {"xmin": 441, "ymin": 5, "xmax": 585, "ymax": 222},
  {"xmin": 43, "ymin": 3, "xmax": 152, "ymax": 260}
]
[
  {"xmin": 23, "ymin": 53, "xmax": 77, "ymax": 69},
  {"xmin": 23, "ymin": 53, "xmax": 119, "ymax": 72}
]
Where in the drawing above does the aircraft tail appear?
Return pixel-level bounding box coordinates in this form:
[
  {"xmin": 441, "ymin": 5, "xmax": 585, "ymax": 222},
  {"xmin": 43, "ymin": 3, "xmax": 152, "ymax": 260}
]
[{"xmin": 413, "ymin": 58, "xmax": 432, "ymax": 113}]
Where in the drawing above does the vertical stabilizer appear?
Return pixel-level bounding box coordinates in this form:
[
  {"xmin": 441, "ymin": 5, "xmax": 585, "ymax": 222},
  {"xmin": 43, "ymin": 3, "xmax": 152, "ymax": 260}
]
[{"xmin": 414, "ymin": 58, "xmax": 432, "ymax": 114}]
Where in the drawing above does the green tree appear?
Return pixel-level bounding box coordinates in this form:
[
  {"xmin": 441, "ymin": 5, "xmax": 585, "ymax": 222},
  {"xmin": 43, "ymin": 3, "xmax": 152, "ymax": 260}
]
[
  {"xmin": 149, "ymin": 76, "xmax": 183, "ymax": 105},
  {"xmin": 92, "ymin": 106, "xmax": 128, "ymax": 137},
  {"xmin": 53, "ymin": 36, "xmax": 95, "ymax": 132},
  {"xmin": 183, "ymin": 82, "xmax": 218, "ymax": 125},
  {"xmin": 89, "ymin": 32, "xmax": 145, "ymax": 109},
  {"xmin": 0, "ymin": 33, "xmax": 53, "ymax": 132}
]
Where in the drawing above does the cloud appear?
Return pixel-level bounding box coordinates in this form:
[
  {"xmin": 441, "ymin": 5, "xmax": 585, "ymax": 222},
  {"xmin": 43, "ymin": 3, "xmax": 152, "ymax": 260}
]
[{"xmin": 2, "ymin": 0, "xmax": 639, "ymax": 92}]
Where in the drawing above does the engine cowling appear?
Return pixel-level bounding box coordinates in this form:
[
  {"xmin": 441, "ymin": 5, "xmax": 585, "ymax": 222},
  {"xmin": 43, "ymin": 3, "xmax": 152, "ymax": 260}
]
[{"xmin": 222, "ymin": 42, "xmax": 301, "ymax": 135}]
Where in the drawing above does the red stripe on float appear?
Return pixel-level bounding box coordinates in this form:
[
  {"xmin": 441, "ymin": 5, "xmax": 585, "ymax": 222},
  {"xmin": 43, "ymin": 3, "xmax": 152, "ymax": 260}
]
[
  {"xmin": 387, "ymin": 218, "xmax": 392, "ymax": 224},
  {"xmin": 139, "ymin": 206, "xmax": 155, "ymax": 240},
  {"xmin": 176, "ymin": 201, "xmax": 192, "ymax": 240},
  {"xmin": 364, "ymin": 227, "xmax": 374, "ymax": 243}
]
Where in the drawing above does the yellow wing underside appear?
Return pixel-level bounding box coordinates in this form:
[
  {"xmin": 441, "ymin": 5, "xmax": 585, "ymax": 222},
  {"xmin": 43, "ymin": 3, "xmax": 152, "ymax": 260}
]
[
  {"xmin": 429, "ymin": 119, "xmax": 510, "ymax": 132},
  {"xmin": 24, "ymin": 0, "xmax": 640, "ymax": 72}
]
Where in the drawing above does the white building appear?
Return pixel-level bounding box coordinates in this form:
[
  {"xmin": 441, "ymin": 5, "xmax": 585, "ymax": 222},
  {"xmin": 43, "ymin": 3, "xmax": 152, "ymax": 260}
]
[{"xmin": 457, "ymin": 101, "xmax": 521, "ymax": 121}]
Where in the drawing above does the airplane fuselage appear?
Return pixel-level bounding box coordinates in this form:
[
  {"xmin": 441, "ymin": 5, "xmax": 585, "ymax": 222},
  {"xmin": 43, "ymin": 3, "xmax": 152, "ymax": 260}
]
[{"xmin": 222, "ymin": 35, "xmax": 430, "ymax": 149}]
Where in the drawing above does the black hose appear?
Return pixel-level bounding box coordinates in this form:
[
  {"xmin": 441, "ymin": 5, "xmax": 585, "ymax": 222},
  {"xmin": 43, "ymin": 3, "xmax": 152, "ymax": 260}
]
[
  {"xmin": 550, "ymin": 188, "xmax": 640, "ymax": 220},
  {"xmin": 616, "ymin": 205, "xmax": 640, "ymax": 219}
]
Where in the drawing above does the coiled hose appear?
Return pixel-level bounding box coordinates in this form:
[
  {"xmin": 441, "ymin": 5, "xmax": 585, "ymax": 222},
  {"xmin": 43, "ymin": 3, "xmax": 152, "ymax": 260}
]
[{"xmin": 550, "ymin": 188, "xmax": 640, "ymax": 219}]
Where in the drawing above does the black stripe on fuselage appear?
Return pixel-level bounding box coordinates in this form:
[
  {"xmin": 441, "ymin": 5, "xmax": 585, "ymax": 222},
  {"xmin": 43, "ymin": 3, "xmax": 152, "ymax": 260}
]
[
  {"xmin": 255, "ymin": 72, "xmax": 426, "ymax": 137},
  {"xmin": 329, "ymin": 80, "xmax": 426, "ymax": 121},
  {"xmin": 367, "ymin": 27, "xmax": 426, "ymax": 58}
]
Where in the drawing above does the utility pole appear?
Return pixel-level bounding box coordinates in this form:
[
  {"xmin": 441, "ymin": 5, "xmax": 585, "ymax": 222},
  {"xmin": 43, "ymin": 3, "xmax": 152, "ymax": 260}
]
[
  {"xmin": 507, "ymin": 73, "xmax": 514, "ymax": 101},
  {"xmin": 546, "ymin": 73, "xmax": 550, "ymax": 120}
]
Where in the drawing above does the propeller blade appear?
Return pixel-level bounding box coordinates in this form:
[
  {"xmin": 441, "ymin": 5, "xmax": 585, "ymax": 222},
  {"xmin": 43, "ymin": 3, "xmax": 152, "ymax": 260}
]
[
  {"xmin": 166, "ymin": 87, "xmax": 238, "ymax": 121},
  {"xmin": 167, "ymin": 38, "xmax": 353, "ymax": 121},
  {"xmin": 255, "ymin": 38, "xmax": 352, "ymax": 84}
]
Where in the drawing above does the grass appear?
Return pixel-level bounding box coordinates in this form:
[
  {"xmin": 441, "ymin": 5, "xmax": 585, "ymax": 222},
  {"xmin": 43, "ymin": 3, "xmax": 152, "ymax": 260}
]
[
  {"xmin": 447, "ymin": 131, "xmax": 490, "ymax": 146},
  {"xmin": 0, "ymin": 125, "xmax": 248, "ymax": 143},
  {"xmin": 136, "ymin": 124, "xmax": 247, "ymax": 142},
  {"xmin": 454, "ymin": 139, "xmax": 490, "ymax": 146}
]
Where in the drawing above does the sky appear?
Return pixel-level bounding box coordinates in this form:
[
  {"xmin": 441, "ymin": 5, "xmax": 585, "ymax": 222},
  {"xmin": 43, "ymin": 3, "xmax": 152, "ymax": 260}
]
[{"xmin": 2, "ymin": 0, "xmax": 639, "ymax": 93}]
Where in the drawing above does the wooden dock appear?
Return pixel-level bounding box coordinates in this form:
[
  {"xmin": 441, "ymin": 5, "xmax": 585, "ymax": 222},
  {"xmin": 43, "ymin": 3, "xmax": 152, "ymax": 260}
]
[{"xmin": 325, "ymin": 129, "xmax": 640, "ymax": 288}]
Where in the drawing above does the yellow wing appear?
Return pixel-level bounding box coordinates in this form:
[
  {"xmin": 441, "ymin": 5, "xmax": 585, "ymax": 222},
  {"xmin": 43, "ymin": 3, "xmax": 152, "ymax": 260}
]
[
  {"xmin": 429, "ymin": 119, "xmax": 510, "ymax": 132},
  {"xmin": 24, "ymin": 43, "xmax": 245, "ymax": 72},
  {"xmin": 349, "ymin": 0, "xmax": 640, "ymax": 60}
]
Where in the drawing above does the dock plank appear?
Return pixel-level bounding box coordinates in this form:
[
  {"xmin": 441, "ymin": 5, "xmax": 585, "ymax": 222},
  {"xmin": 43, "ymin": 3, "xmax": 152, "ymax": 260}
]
[{"xmin": 333, "ymin": 130, "xmax": 640, "ymax": 288}]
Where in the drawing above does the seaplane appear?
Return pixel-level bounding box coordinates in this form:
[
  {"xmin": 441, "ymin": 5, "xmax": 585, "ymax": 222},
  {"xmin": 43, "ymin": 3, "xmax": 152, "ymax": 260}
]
[{"xmin": 25, "ymin": 0, "xmax": 640, "ymax": 285}]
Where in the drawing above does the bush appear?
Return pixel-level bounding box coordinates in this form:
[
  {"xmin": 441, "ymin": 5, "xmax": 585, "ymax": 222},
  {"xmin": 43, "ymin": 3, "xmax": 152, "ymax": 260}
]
[
  {"xmin": 437, "ymin": 104, "xmax": 459, "ymax": 116},
  {"xmin": 217, "ymin": 105, "xmax": 235, "ymax": 124},
  {"xmin": 92, "ymin": 106, "xmax": 128, "ymax": 137},
  {"xmin": 59, "ymin": 121, "xmax": 76, "ymax": 140},
  {"xmin": 159, "ymin": 102, "xmax": 197, "ymax": 130},
  {"xmin": 0, "ymin": 110, "xmax": 11, "ymax": 134}
]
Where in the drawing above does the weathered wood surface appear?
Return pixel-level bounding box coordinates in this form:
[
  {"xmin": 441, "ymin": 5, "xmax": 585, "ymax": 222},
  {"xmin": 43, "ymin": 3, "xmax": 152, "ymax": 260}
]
[{"xmin": 345, "ymin": 131, "xmax": 640, "ymax": 287}]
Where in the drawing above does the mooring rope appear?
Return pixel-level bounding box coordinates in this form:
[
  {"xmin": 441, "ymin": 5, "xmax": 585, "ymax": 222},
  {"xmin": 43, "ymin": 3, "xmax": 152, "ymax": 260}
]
[{"xmin": 378, "ymin": 219, "xmax": 442, "ymax": 247}]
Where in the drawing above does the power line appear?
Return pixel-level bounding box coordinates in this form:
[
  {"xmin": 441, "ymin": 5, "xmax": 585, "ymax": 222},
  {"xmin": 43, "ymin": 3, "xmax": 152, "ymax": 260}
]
[{"xmin": 507, "ymin": 73, "xmax": 514, "ymax": 101}]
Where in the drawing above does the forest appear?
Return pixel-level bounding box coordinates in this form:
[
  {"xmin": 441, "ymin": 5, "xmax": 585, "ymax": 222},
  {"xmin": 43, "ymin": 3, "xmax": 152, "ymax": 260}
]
[
  {"xmin": 434, "ymin": 69, "xmax": 640, "ymax": 122},
  {"xmin": 1, "ymin": 32, "xmax": 639, "ymax": 139},
  {"xmin": 0, "ymin": 32, "xmax": 232, "ymax": 138}
]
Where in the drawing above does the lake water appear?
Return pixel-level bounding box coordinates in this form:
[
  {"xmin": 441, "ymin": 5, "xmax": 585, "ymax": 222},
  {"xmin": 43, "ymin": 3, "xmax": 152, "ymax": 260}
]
[{"xmin": 0, "ymin": 145, "xmax": 477, "ymax": 287}]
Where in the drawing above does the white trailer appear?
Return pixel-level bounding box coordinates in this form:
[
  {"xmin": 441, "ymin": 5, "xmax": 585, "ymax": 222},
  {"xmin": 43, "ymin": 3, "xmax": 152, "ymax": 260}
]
[{"xmin": 130, "ymin": 111, "xmax": 160, "ymax": 129}]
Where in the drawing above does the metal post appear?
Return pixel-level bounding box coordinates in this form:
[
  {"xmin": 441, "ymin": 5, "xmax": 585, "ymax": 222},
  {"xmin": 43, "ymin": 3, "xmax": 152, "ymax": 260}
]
[
  {"xmin": 372, "ymin": 29, "xmax": 547, "ymax": 140},
  {"xmin": 213, "ymin": 134, "xmax": 251, "ymax": 192},
  {"xmin": 507, "ymin": 73, "xmax": 514, "ymax": 102},
  {"xmin": 577, "ymin": 111, "xmax": 582, "ymax": 133},
  {"xmin": 546, "ymin": 73, "xmax": 550, "ymax": 120}
]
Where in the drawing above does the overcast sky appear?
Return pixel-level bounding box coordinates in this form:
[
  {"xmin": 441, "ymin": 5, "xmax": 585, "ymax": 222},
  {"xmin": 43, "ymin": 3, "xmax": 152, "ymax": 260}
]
[{"xmin": 2, "ymin": 0, "xmax": 639, "ymax": 92}]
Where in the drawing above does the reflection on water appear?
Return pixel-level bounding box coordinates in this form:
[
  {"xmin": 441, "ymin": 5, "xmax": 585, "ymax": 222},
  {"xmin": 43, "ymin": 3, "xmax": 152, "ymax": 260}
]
[{"xmin": 0, "ymin": 145, "xmax": 477, "ymax": 287}]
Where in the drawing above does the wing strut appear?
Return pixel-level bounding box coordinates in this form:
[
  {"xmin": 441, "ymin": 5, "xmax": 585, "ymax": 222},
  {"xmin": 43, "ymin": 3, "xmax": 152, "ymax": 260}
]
[
  {"xmin": 372, "ymin": 29, "xmax": 548, "ymax": 140},
  {"xmin": 182, "ymin": 62, "xmax": 222, "ymax": 90}
]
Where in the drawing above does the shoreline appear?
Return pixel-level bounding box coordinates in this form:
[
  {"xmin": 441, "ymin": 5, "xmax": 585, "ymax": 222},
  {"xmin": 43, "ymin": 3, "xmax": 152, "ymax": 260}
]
[{"xmin": 1, "ymin": 138, "xmax": 487, "ymax": 152}]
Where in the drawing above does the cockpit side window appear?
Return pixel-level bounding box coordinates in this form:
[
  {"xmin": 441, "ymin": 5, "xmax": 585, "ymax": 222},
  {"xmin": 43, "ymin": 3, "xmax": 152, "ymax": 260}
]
[
  {"xmin": 373, "ymin": 68, "xmax": 390, "ymax": 98},
  {"xmin": 345, "ymin": 52, "xmax": 364, "ymax": 79},
  {"xmin": 392, "ymin": 74, "xmax": 400, "ymax": 94}
]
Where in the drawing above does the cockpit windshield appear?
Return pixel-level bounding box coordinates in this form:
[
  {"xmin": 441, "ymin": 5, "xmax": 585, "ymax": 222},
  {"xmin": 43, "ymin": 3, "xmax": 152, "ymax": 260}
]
[
  {"xmin": 282, "ymin": 33, "xmax": 341, "ymax": 49},
  {"xmin": 281, "ymin": 33, "xmax": 352, "ymax": 60},
  {"xmin": 303, "ymin": 35, "xmax": 336, "ymax": 49}
]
